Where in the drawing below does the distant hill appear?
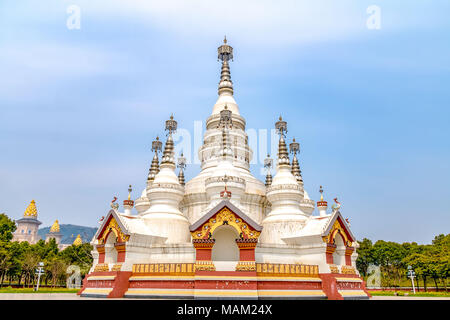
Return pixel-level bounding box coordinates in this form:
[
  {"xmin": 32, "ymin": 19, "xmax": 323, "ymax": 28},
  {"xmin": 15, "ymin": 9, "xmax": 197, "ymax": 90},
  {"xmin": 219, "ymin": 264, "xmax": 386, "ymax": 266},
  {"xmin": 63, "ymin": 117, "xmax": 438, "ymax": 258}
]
[{"xmin": 38, "ymin": 224, "xmax": 98, "ymax": 244}]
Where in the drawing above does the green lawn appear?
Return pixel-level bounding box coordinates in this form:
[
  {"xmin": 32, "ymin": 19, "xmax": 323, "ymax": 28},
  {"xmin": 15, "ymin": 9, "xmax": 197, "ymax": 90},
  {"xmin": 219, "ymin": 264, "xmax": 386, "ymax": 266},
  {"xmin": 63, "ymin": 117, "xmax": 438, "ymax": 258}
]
[
  {"xmin": 369, "ymin": 290, "xmax": 450, "ymax": 298},
  {"xmin": 0, "ymin": 287, "xmax": 79, "ymax": 293}
]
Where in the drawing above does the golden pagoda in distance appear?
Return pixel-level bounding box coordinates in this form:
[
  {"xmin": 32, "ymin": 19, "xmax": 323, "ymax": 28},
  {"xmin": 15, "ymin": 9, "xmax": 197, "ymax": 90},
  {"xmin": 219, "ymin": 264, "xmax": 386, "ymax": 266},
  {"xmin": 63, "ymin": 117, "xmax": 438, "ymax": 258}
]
[
  {"xmin": 50, "ymin": 219, "xmax": 60, "ymax": 233},
  {"xmin": 46, "ymin": 219, "xmax": 63, "ymax": 246},
  {"xmin": 73, "ymin": 234, "xmax": 83, "ymax": 246},
  {"xmin": 23, "ymin": 200, "xmax": 38, "ymax": 218},
  {"xmin": 12, "ymin": 200, "xmax": 42, "ymax": 243}
]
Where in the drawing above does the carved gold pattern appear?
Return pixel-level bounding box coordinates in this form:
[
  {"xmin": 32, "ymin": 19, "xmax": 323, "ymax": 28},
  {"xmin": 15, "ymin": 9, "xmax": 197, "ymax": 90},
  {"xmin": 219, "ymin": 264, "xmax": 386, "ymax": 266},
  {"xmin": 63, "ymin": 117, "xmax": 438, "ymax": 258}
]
[
  {"xmin": 191, "ymin": 207, "xmax": 260, "ymax": 240},
  {"xmin": 256, "ymin": 263, "xmax": 319, "ymax": 277},
  {"xmin": 132, "ymin": 263, "xmax": 195, "ymax": 275},
  {"xmin": 341, "ymin": 265, "xmax": 356, "ymax": 275},
  {"xmin": 194, "ymin": 260, "xmax": 216, "ymax": 271},
  {"xmin": 329, "ymin": 264, "xmax": 340, "ymax": 274},
  {"xmin": 111, "ymin": 264, "xmax": 122, "ymax": 271},
  {"xmin": 236, "ymin": 261, "xmax": 256, "ymax": 271},
  {"xmin": 322, "ymin": 219, "xmax": 352, "ymax": 247},
  {"xmin": 98, "ymin": 216, "xmax": 130, "ymax": 244},
  {"xmin": 94, "ymin": 263, "xmax": 109, "ymax": 272}
]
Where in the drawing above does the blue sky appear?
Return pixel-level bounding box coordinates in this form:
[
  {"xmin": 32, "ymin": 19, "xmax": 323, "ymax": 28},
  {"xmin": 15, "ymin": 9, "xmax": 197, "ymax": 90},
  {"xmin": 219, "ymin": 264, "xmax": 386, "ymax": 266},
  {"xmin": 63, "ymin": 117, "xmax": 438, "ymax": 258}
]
[{"xmin": 1, "ymin": 1, "xmax": 449, "ymax": 244}]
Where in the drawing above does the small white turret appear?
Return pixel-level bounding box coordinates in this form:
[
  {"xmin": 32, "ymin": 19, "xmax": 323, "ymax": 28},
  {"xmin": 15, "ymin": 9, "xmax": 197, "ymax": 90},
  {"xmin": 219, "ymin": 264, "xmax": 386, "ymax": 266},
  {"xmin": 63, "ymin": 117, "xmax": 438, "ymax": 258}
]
[
  {"xmin": 317, "ymin": 185, "xmax": 328, "ymax": 217},
  {"xmin": 260, "ymin": 117, "xmax": 307, "ymax": 244},
  {"xmin": 123, "ymin": 185, "xmax": 134, "ymax": 216},
  {"xmin": 142, "ymin": 115, "xmax": 190, "ymax": 243}
]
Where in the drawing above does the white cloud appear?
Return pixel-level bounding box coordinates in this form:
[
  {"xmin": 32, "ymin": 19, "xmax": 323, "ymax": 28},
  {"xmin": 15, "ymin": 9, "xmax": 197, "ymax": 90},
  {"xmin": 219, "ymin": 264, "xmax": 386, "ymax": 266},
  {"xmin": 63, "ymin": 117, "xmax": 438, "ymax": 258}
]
[{"xmin": 79, "ymin": 0, "xmax": 365, "ymax": 46}]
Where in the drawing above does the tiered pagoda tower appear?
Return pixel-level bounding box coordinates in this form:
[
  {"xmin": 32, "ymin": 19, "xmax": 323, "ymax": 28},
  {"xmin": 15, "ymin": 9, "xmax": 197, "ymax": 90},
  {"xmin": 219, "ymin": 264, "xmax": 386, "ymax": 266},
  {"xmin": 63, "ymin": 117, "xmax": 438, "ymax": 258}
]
[
  {"xmin": 12, "ymin": 200, "xmax": 42, "ymax": 244},
  {"xmin": 80, "ymin": 39, "xmax": 370, "ymax": 300}
]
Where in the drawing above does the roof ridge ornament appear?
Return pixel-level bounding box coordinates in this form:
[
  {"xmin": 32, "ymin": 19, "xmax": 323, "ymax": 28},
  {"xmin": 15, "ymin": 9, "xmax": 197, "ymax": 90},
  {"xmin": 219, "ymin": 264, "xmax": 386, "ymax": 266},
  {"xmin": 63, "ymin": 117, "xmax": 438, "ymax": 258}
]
[{"xmin": 331, "ymin": 197, "xmax": 341, "ymax": 213}]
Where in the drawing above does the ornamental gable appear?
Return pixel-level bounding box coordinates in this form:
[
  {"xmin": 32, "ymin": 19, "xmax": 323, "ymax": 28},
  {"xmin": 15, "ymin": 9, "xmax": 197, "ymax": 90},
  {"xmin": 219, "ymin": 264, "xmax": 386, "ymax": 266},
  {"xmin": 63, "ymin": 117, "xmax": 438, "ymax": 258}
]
[{"xmin": 190, "ymin": 200, "xmax": 262, "ymax": 240}]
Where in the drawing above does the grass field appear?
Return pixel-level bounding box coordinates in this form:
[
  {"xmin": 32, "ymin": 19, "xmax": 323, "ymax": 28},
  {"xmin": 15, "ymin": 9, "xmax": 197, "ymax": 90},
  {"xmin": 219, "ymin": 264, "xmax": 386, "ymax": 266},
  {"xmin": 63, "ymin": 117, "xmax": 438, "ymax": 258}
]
[
  {"xmin": 0, "ymin": 287, "xmax": 79, "ymax": 293},
  {"xmin": 369, "ymin": 290, "xmax": 450, "ymax": 298}
]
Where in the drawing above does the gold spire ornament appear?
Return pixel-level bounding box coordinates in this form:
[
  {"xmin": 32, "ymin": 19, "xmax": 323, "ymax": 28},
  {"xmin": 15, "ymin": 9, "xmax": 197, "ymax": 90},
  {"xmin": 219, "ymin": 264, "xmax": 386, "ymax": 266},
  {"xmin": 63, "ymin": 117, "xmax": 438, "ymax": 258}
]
[
  {"xmin": 161, "ymin": 115, "xmax": 177, "ymax": 166},
  {"xmin": 147, "ymin": 136, "xmax": 162, "ymax": 183},
  {"xmin": 264, "ymin": 154, "xmax": 273, "ymax": 187},
  {"xmin": 217, "ymin": 37, "xmax": 234, "ymax": 95},
  {"xmin": 49, "ymin": 219, "xmax": 60, "ymax": 233},
  {"xmin": 73, "ymin": 234, "xmax": 82, "ymax": 246},
  {"xmin": 275, "ymin": 116, "xmax": 290, "ymax": 167},
  {"xmin": 23, "ymin": 200, "xmax": 38, "ymax": 218},
  {"xmin": 177, "ymin": 153, "xmax": 187, "ymax": 186},
  {"xmin": 290, "ymin": 138, "xmax": 303, "ymax": 184}
]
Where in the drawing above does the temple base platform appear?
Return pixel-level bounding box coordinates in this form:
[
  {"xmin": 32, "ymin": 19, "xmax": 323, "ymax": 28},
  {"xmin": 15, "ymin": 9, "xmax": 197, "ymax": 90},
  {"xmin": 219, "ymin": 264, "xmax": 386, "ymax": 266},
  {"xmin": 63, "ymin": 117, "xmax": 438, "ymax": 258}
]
[{"xmin": 79, "ymin": 263, "xmax": 370, "ymax": 300}]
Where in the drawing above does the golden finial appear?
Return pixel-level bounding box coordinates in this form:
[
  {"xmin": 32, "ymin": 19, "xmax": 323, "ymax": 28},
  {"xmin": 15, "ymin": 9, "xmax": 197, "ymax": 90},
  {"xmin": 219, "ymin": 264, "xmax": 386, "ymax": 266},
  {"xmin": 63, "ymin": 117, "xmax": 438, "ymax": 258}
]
[
  {"xmin": 128, "ymin": 185, "xmax": 132, "ymax": 201},
  {"xmin": 279, "ymin": 115, "xmax": 282, "ymax": 121},
  {"xmin": 320, "ymin": 185, "xmax": 324, "ymax": 201},
  {"xmin": 50, "ymin": 219, "xmax": 60, "ymax": 233},
  {"xmin": 73, "ymin": 234, "xmax": 82, "ymax": 246},
  {"xmin": 224, "ymin": 35, "xmax": 227, "ymax": 44},
  {"xmin": 23, "ymin": 200, "xmax": 38, "ymax": 218}
]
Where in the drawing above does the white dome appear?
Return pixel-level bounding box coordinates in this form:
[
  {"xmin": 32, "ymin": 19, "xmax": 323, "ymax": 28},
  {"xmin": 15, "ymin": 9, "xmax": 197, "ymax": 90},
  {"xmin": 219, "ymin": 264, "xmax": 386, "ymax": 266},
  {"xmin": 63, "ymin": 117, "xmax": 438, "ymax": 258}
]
[
  {"xmin": 211, "ymin": 94, "xmax": 240, "ymax": 116},
  {"xmin": 271, "ymin": 166, "xmax": 299, "ymax": 187},
  {"xmin": 153, "ymin": 165, "xmax": 179, "ymax": 185}
]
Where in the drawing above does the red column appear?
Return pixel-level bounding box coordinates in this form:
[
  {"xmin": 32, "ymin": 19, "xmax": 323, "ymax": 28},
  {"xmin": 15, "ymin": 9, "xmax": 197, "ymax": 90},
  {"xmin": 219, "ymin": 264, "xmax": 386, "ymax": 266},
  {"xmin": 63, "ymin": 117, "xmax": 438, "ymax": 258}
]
[
  {"xmin": 344, "ymin": 246, "xmax": 354, "ymax": 266},
  {"xmin": 235, "ymin": 239, "xmax": 258, "ymax": 271},
  {"xmin": 193, "ymin": 239, "xmax": 216, "ymax": 271},
  {"xmin": 96, "ymin": 245, "xmax": 106, "ymax": 264},
  {"xmin": 115, "ymin": 242, "xmax": 126, "ymax": 263},
  {"xmin": 326, "ymin": 243, "xmax": 336, "ymax": 264}
]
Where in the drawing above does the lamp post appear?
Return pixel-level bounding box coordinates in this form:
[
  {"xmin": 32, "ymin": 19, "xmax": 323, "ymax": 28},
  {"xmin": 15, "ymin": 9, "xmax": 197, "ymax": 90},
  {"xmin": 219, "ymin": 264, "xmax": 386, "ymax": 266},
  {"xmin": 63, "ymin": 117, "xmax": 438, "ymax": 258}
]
[
  {"xmin": 35, "ymin": 262, "xmax": 44, "ymax": 291},
  {"xmin": 407, "ymin": 265, "xmax": 416, "ymax": 294}
]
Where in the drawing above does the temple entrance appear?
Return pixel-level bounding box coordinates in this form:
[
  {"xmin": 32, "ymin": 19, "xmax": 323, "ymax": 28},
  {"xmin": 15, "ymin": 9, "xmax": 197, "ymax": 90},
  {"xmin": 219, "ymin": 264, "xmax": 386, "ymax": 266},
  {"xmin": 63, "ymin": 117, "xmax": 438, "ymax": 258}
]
[
  {"xmin": 104, "ymin": 232, "xmax": 118, "ymax": 264},
  {"xmin": 211, "ymin": 225, "xmax": 239, "ymax": 271},
  {"xmin": 332, "ymin": 233, "xmax": 346, "ymax": 265}
]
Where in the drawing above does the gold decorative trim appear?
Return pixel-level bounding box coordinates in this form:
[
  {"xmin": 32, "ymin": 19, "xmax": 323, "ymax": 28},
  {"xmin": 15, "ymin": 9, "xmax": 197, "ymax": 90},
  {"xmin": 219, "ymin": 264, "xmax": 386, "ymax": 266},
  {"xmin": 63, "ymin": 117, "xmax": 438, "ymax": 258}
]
[
  {"xmin": 194, "ymin": 260, "xmax": 216, "ymax": 271},
  {"xmin": 191, "ymin": 207, "xmax": 260, "ymax": 240},
  {"xmin": 94, "ymin": 263, "xmax": 109, "ymax": 272},
  {"xmin": 98, "ymin": 216, "xmax": 130, "ymax": 244},
  {"xmin": 322, "ymin": 219, "xmax": 352, "ymax": 247},
  {"xmin": 111, "ymin": 264, "xmax": 122, "ymax": 271},
  {"xmin": 341, "ymin": 265, "xmax": 356, "ymax": 275},
  {"xmin": 236, "ymin": 261, "xmax": 256, "ymax": 271},
  {"xmin": 256, "ymin": 263, "xmax": 319, "ymax": 277},
  {"xmin": 132, "ymin": 263, "xmax": 195, "ymax": 275},
  {"xmin": 329, "ymin": 264, "xmax": 340, "ymax": 274}
]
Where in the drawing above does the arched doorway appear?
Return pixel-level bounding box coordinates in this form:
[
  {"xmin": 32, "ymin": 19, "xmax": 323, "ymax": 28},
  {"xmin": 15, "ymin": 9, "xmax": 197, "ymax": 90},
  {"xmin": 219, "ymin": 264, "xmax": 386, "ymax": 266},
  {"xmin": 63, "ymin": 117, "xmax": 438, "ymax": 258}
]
[
  {"xmin": 332, "ymin": 232, "xmax": 346, "ymax": 265},
  {"xmin": 103, "ymin": 231, "xmax": 118, "ymax": 264},
  {"xmin": 211, "ymin": 225, "xmax": 239, "ymax": 271}
]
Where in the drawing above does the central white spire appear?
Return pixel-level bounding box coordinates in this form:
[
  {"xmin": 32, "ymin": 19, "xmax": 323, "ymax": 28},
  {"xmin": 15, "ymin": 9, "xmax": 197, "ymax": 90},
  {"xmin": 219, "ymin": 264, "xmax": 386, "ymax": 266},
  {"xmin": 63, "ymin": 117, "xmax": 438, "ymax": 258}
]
[{"xmin": 212, "ymin": 37, "xmax": 240, "ymax": 116}]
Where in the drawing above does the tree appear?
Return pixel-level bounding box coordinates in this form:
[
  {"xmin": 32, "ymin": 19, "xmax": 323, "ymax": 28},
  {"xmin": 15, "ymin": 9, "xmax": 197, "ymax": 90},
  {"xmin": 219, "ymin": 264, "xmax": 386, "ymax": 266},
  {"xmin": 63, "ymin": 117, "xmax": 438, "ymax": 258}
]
[
  {"xmin": 356, "ymin": 238, "xmax": 375, "ymax": 277},
  {"xmin": 21, "ymin": 250, "xmax": 40, "ymax": 287},
  {"xmin": 0, "ymin": 213, "xmax": 16, "ymax": 242},
  {"xmin": 46, "ymin": 257, "xmax": 68, "ymax": 287},
  {"xmin": 60, "ymin": 243, "xmax": 93, "ymax": 276}
]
